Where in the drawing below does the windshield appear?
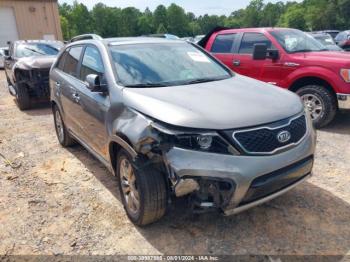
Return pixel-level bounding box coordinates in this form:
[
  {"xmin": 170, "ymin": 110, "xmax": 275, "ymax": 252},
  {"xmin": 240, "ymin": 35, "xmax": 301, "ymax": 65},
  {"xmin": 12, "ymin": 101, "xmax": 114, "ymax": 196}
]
[
  {"xmin": 313, "ymin": 35, "xmax": 336, "ymax": 46},
  {"xmin": 110, "ymin": 42, "xmax": 232, "ymax": 87},
  {"xmin": 270, "ymin": 29, "xmax": 327, "ymax": 53},
  {"xmin": 16, "ymin": 42, "xmax": 63, "ymax": 58}
]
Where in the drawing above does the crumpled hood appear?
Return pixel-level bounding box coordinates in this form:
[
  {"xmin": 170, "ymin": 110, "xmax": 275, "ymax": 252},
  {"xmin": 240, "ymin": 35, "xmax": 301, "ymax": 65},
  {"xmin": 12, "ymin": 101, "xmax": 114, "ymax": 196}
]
[
  {"xmin": 122, "ymin": 75, "xmax": 303, "ymax": 130},
  {"xmin": 15, "ymin": 56, "xmax": 56, "ymax": 70}
]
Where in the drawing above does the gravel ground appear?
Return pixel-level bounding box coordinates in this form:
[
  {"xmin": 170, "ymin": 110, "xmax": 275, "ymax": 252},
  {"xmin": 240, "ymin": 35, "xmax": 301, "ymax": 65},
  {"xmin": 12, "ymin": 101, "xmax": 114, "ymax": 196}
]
[{"xmin": 0, "ymin": 70, "xmax": 349, "ymax": 257}]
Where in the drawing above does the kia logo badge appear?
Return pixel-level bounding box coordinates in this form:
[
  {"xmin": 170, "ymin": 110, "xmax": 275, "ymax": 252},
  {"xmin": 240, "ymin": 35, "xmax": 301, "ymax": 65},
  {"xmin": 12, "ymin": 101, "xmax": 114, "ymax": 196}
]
[{"xmin": 277, "ymin": 130, "xmax": 291, "ymax": 143}]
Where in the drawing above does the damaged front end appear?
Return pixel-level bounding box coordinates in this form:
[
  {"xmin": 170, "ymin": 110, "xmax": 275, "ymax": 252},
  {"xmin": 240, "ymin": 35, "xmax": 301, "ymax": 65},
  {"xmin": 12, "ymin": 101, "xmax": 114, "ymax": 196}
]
[
  {"xmin": 111, "ymin": 108, "xmax": 315, "ymax": 215},
  {"xmin": 14, "ymin": 68, "xmax": 50, "ymax": 98},
  {"xmin": 111, "ymin": 110, "xmax": 240, "ymax": 213},
  {"xmin": 11, "ymin": 56, "xmax": 54, "ymax": 99}
]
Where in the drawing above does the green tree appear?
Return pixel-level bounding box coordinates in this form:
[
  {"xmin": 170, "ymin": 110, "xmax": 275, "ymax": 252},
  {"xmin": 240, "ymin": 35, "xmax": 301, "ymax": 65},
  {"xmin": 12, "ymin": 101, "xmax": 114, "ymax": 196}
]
[
  {"xmin": 259, "ymin": 2, "xmax": 285, "ymax": 27},
  {"xmin": 167, "ymin": 4, "xmax": 189, "ymax": 36},
  {"xmin": 278, "ymin": 4, "xmax": 307, "ymax": 30},
  {"xmin": 91, "ymin": 3, "xmax": 121, "ymax": 37},
  {"xmin": 70, "ymin": 1, "xmax": 92, "ymax": 35},
  {"xmin": 60, "ymin": 16, "xmax": 70, "ymax": 40},
  {"xmin": 156, "ymin": 23, "xmax": 167, "ymax": 34},
  {"xmin": 119, "ymin": 7, "xmax": 141, "ymax": 36},
  {"xmin": 153, "ymin": 5, "xmax": 168, "ymax": 30},
  {"xmin": 242, "ymin": 0, "xmax": 264, "ymax": 27},
  {"xmin": 58, "ymin": 0, "xmax": 350, "ymax": 39}
]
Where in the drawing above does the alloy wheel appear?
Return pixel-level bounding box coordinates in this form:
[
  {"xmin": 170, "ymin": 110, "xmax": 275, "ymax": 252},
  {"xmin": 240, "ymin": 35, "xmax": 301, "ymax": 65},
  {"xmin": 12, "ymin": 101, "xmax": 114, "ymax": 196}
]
[
  {"xmin": 55, "ymin": 110, "xmax": 64, "ymax": 143},
  {"xmin": 301, "ymin": 94, "xmax": 324, "ymax": 121},
  {"xmin": 119, "ymin": 157, "xmax": 140, "ymax": 214}
]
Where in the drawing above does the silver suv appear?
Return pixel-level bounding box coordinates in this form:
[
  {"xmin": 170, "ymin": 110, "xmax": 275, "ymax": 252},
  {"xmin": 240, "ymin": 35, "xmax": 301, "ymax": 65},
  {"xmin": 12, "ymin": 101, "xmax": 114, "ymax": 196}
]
[{"xmin": 50, "ymin": 34, "xmax": 316, "ymax": 226}]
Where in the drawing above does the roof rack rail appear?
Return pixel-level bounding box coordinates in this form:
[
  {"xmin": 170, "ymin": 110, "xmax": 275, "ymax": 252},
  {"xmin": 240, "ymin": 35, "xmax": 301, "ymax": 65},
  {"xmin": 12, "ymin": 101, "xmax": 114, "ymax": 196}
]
[{"xmin": 70, "ymin": 34, "xmax": 102, "ymax": 43}]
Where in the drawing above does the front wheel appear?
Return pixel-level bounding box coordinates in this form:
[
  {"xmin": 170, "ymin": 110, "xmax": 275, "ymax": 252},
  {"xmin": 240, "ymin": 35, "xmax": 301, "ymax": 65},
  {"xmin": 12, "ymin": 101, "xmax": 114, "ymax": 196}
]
[
  {"xmin": 117, "ymin": 149, "xmax": 167, "ymax": 226},
  {"xmin": 296, "ymin": 85, "xmax": 337, "ymax": 128},
  {"xmin": 15, "ymin": 82, "xmax": 31, "ymax": 110}
]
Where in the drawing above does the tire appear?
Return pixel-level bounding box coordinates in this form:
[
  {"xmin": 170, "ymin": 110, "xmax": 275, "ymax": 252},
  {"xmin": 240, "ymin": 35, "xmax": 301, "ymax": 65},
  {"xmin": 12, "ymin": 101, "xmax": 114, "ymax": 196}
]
[
  {"xmin": 5, "ymin": 73, "xmax": 11, "ymax": 86},
  {"xmin": 117, "ymin": 149, "xmax": 167, "ymax": 226},
  {"xmin": 53, "ymin": 105, "xmax": 75, "ymax": 147},
  {"xmin": 15, "ymin": 82, "xmax": 31, "ymax": 110},
  {"xmin": 296, "ymin": 85, "xmax": 337, "ymax": 128}
]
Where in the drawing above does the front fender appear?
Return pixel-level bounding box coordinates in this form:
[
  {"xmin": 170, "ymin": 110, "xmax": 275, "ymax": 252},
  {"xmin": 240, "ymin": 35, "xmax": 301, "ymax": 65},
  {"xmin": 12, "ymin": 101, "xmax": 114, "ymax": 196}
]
[
  {"xmin": 284, "ymin": 66, "xmax": 338, "ymax": 90},
  {"xmin": 107, "ymin": 107, "xmax": 163, "ymax": 160}
]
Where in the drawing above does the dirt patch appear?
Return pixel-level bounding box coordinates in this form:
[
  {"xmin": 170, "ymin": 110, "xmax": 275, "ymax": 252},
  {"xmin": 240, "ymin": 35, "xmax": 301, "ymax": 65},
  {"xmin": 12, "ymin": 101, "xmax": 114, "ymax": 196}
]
[{"xmin": 0, "ymin": 70, "xmax": 349, "ymax": 256}]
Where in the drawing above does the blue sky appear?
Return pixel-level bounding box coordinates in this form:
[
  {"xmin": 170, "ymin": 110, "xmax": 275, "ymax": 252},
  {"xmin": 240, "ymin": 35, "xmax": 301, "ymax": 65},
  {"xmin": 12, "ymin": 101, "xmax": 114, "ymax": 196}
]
[{"xmin": 59, "ymin": 0, "xmax": 300, "ymax": 16}]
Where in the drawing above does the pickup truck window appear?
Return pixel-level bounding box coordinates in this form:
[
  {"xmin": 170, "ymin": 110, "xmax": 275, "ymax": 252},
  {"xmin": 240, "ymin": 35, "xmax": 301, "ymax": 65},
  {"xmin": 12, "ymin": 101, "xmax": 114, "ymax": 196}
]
[
  {"xmin": 211, "ymin": 34, "xmax": 236, "ymax": 53},
  {"xmin": 270, "ymin": 29, "xmax": 326, "ymax": 53},
  {"xmin": 239, "ymin": 33, "xmax": 274, "ymax": 54},
  {"xmin": 62, "ymin": 46, "xmax": 83, "ymax": 78}
]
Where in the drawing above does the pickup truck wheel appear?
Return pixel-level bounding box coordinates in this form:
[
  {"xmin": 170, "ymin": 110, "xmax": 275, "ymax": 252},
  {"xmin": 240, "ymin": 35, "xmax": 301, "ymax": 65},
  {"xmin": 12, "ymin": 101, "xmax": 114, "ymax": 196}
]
[
  {"xmin": 117, "ymin": 149, "xmax": 167, "ymax": 226},
  {"xmin": 53, "ymin": 105, "xmax": 75, "ymax": 147},
  {"xmin": 15, "ymin": 83, "xmax": 31, "ymax": 110},
  {"xmin": 297, "ymin": 85, "xmax": 337, "ymax": 128}
]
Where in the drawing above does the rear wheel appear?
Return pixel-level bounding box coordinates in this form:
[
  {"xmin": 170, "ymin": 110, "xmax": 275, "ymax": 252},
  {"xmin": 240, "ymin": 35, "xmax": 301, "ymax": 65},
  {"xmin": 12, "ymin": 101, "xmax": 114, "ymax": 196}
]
[
  {"xmin": 53, "ymin": 105, "xmax": 75, "ymax": 147},
  {"xmin": 296, "ymin": 85, "xmax": 337, "ymax": 128},
  {"xmin": 15, "ymin": 82, "xmax": 31, "ymax": 110},
  {"xmin": 117, "ymin": 149, "xmax": 167, "ymax": 226}
]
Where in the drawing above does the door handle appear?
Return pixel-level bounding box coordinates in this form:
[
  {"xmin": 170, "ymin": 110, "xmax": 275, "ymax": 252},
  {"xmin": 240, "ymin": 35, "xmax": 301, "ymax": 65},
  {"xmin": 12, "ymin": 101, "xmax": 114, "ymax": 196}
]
[
  {"xmin": 72, "ymin": 93, "xmax": 80, "ymax": 103},
  {"xmin": 233, "ymin": 60, "xmax": 241, "ymax": 66}
]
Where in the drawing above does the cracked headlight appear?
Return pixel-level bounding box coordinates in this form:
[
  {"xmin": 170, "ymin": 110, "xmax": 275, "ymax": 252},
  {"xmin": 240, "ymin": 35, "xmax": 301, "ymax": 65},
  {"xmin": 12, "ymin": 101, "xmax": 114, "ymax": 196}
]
[
  {"xmin": 151, "ymin": 122, "xmax": 240, "ymax": 155},
  {"xmin": 174, "ymin": 133, "xmax": 239, "ymax": 155}
]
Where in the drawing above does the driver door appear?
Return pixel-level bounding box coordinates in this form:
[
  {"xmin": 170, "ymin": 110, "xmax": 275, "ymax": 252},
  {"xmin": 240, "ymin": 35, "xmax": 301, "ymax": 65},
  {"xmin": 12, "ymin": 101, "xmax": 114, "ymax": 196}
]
[
  {"xmin": 233, "ymin": 32, "xmax": 282, "ymax": 85},
  {"xmin": 74, "ymin": 45, "xmax": 110, "ymax": 158}
]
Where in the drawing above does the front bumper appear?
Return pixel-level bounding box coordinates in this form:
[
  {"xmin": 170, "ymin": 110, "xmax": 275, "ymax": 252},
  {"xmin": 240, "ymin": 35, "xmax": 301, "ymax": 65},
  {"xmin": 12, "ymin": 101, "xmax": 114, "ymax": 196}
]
[
  {"xmin": 165, "ymin": 120, "xmax": 316, "ymax": 214},
  {"xmin": 337, "ymin": 93, "xmax": 350, "ymax": 110}
]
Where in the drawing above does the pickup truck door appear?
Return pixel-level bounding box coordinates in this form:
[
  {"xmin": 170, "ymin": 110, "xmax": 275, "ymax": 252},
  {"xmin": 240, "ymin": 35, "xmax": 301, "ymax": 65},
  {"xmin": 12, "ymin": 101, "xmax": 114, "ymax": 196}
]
[
  {"xmin": 74, "ymin": 45, "xmax": 110, "ymax": 158},
  {"xmin": 232, "ymin": 32, "xmax": 282, "ymax": 85},
  {"xmin": 209, "ymin": 33, "xmax": 237, "ymax": 71}
]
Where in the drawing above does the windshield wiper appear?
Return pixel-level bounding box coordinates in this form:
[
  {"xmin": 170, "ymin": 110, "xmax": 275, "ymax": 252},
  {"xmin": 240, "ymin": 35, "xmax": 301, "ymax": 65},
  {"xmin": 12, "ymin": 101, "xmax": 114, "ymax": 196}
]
[
  {"xmin": 124, "ymin": 82, "xmax": 169, "ymax": 88},
  {"xmin": 183, "ymin": 76, "xmax": 230, "ymax": 85},
  {"xmin": 24, "ymin": 47, "xmax": 46, "ymax": 55}
]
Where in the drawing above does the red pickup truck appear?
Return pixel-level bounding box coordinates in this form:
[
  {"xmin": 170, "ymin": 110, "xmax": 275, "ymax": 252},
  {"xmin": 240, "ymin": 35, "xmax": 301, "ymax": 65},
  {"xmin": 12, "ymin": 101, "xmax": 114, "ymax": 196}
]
[{"xmin": 200, "ymin": 27, "xmax": 350, "ymax": 128}]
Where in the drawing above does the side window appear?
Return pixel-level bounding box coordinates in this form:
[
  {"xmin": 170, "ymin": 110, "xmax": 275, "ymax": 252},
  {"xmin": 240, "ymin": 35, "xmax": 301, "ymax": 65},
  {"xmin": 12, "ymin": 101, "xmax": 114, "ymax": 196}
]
[
  {"xmin": 211, "ymin": 34, "xmax": 236, "ymax": 53},
  {"xmin": 57, "ymin": 51, "xmax": 67, "ymax": 70},
  {"xmin": 239, "ymin": 33, "xmax": 275, "ymax": 54},
  {"xmin": 62, "ymin": 46, "xmax": 83, "ymax": 77},
  {"xmin": 79, "ymin": 46, "xmax": 104, "ymax": 81},
  {"xmin": 336, "ymin": 33, "xmax": 344, "ymax": 41}
]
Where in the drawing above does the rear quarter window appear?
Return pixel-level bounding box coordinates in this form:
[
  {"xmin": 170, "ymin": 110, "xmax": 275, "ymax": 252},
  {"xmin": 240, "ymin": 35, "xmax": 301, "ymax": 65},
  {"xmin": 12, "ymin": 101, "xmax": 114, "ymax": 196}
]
[
  {"xmin": 211, "ymin": 34, "xmax": 236, "ymax": 53},
  {"xmin": 56, "ymin": 51, "xmax": 67, "ymax": 71}
]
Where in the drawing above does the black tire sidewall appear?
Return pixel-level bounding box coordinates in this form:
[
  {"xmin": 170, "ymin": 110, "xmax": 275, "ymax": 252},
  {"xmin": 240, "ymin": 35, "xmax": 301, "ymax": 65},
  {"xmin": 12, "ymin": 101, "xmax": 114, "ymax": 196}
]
[
  {"xmin": 53, "ymin": 105, "xmax": 74, "ymax": 147},
  {"xmin": 15, "ymin": 82, "xmax": 30, "ymax": 110},
  {"xmin": 296, "ymin": 85, "xmax": 336, "ymax": 128}
]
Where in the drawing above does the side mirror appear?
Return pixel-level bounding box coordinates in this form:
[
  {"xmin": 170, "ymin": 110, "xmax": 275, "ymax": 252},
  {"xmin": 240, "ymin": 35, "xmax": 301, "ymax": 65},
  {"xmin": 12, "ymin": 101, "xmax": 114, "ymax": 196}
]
[
  {"xmin": 253, "ymin": 44, "xmax": 267, "ymax": 60},
  {"xmin": 267, "ymin": 49, "xmax": 279, "ymax": 60},
  {"xmin": 85, "ymin": 74, "xmax": 107, "ymax": 93}
]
